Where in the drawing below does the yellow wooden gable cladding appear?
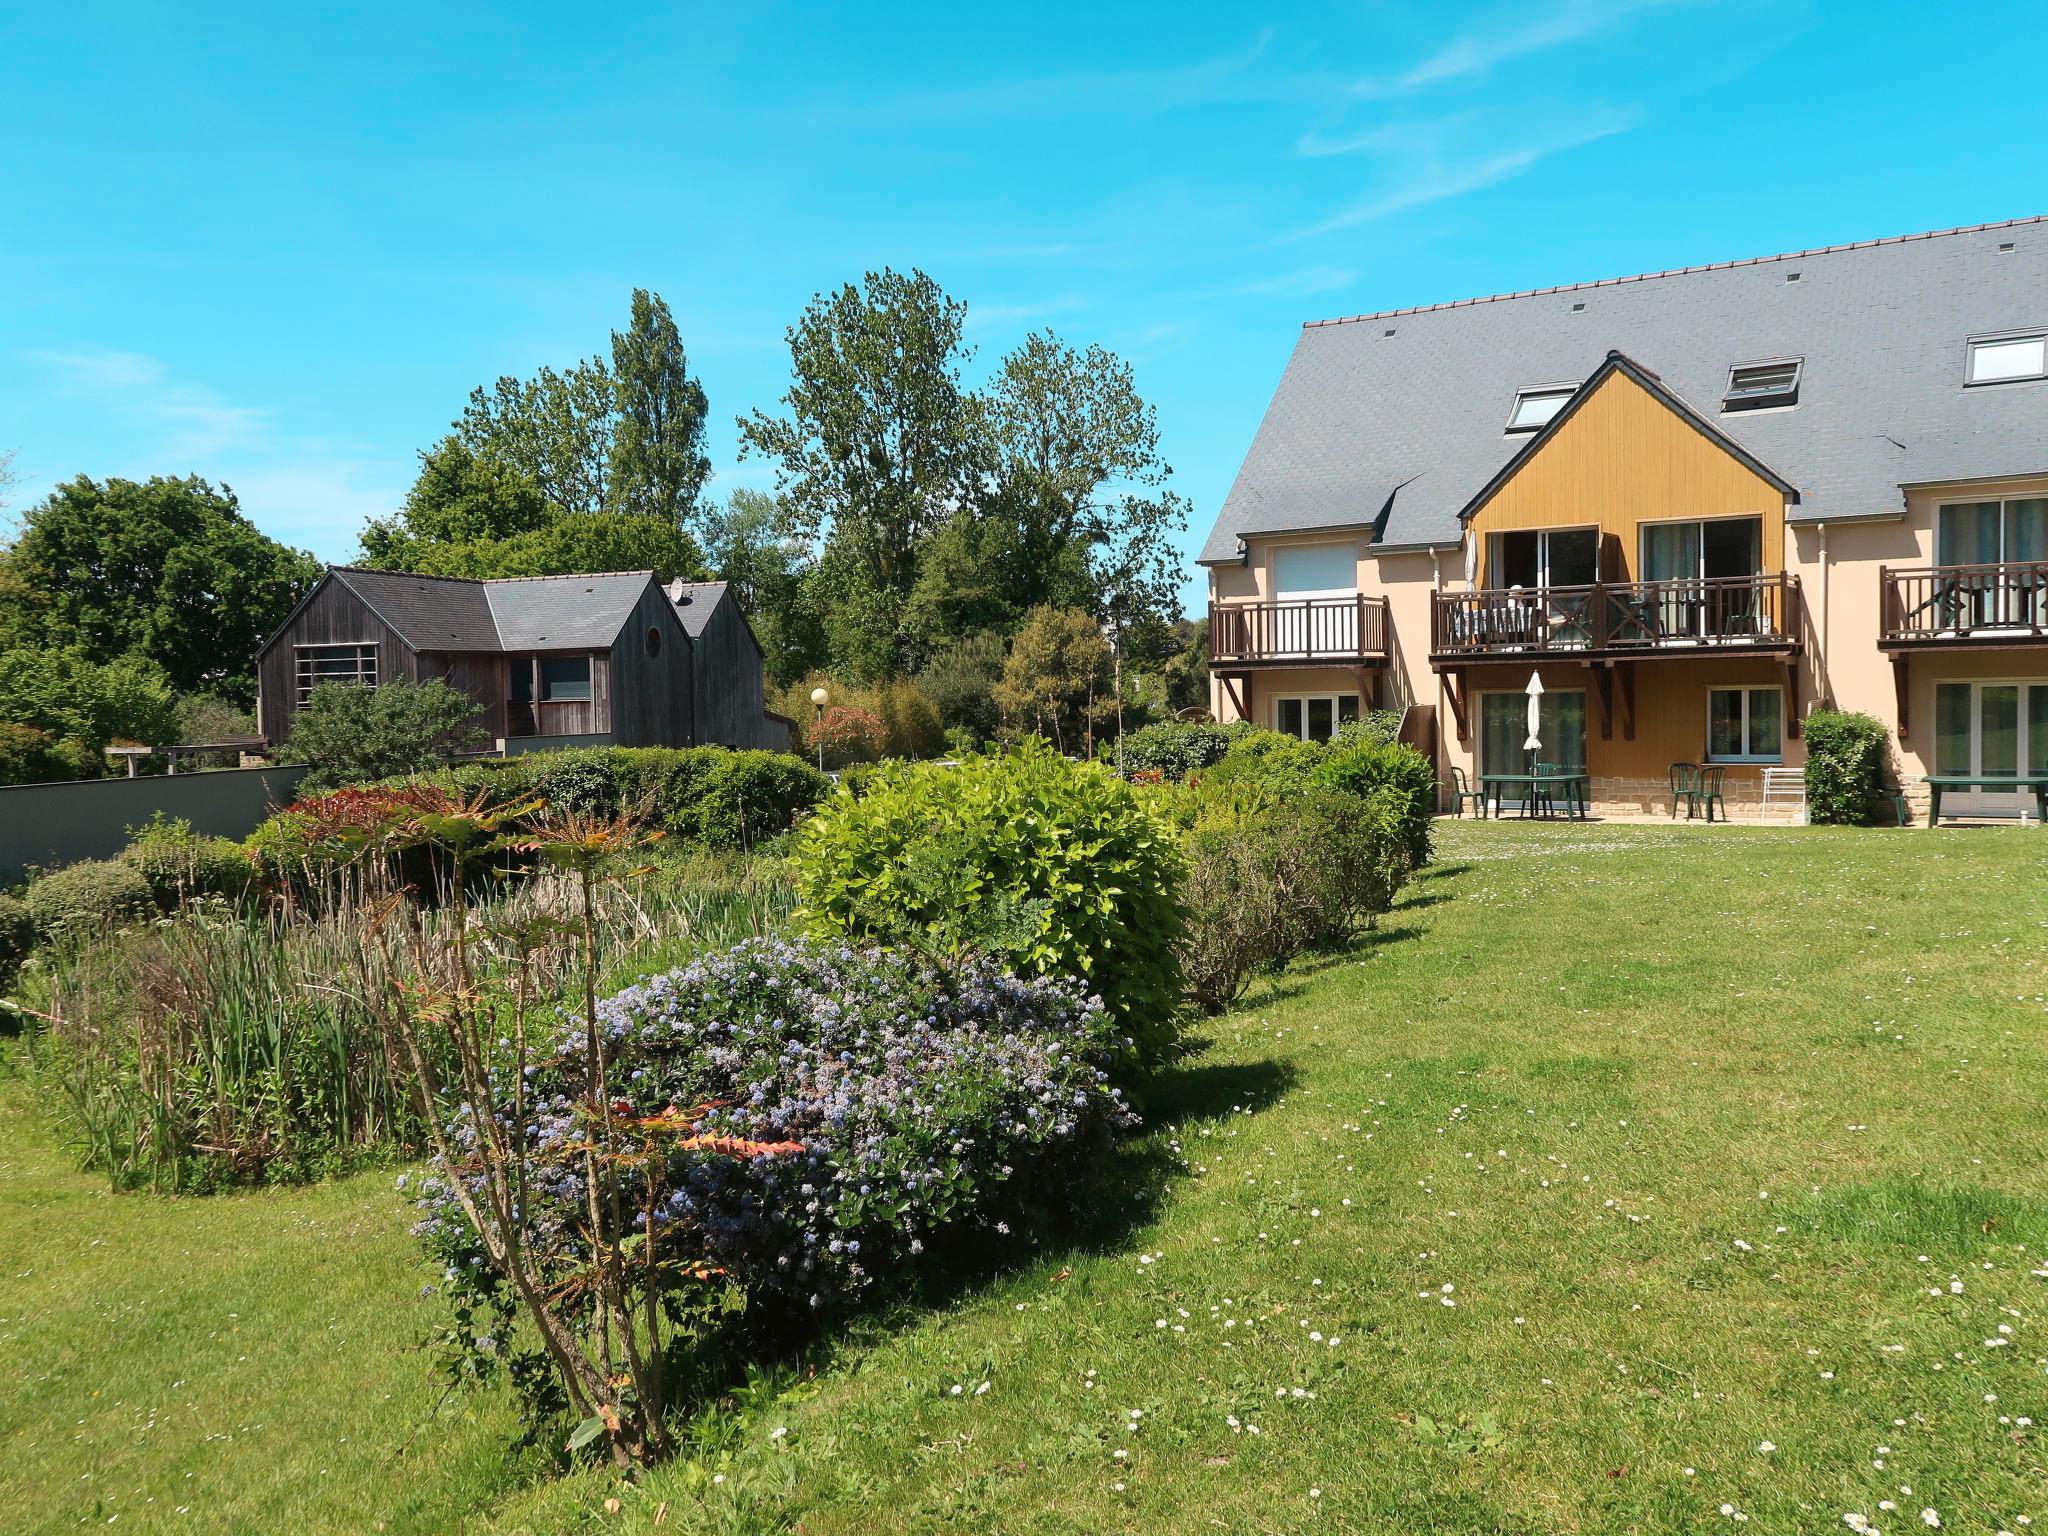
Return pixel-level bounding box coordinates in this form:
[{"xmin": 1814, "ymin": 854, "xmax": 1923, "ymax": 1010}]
[{"xmin": 1465, "ymin": 367, "xmax": 1788, "ymax": 579}]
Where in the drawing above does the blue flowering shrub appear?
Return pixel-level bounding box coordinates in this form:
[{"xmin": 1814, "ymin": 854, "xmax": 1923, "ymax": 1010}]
[
  {"xmin": 414, "ymin": 936, "xmax": 1132, "ymax": 1418},
  {"xmin": 792, "ymin": 739, "xmax": 1186, "ymax": 1074}
]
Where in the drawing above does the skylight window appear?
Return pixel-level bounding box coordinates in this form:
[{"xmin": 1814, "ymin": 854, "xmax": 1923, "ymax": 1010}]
[
  {"xmin": 1966, "ymin": 331, "xmax": 2047, "ymax": 386},
  {"xmin": 1505, "ymin": 386, "xmax": 1574, "ymax": 432},
  {"xmin": 1723, "ymin": 358, "xmax": 1802, "ymax": 412}
]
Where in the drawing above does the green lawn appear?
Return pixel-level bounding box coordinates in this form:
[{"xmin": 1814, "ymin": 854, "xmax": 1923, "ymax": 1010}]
[{"xmin": 6, "ymin": 821, "xmax": 2048, "ymax": 1533}]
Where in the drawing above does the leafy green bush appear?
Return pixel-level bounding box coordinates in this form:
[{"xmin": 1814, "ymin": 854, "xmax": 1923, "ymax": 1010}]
[
  {"xmin": 1170, "ymin": 778, "xmax": 1410, "ymax": 1014},
  {"xmin": 1804, "ymin": 709, "xmax": 1891, "ymax": 825},
  {"xmin": 1335, "ymin": 709, "xmax": 1406, "ymax": 747},
  {"xmin": 120, "ymin": 814, "xmax": 253, "ymax": 909},
  {"xmin": 0, "ymin": 646, "xmax": 180, "ymax": 783},
  {"xmin": 1200, "ymin": 730, "xmax": 1328, "ymax": 793},
  {"xmin": 1311, "ymin": 738, "xmax": 1436, "ymax": 869},
  {"xmin": 0, "ymin": 892, "xmax": 32, "ymax": 987},
  {"xmin": 282, "ymin": 677, "xmax": 489, "ymax": 791},
  {"xmin": 24, "ymin": 858, "xmax": 155, "ymax": 939},
  {"xmin": 1121, "ymin": 720, "xmax": 1258, "ymax": 782},
  {"xmin": 794, "ymin": 740, "xmax": 1186, "ymax": 1071}
]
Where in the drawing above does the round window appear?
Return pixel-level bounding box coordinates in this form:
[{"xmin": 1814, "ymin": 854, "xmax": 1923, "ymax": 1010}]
[{"xmin": 645, "ymin": 626, "xmax": 662, "ymax": 657}]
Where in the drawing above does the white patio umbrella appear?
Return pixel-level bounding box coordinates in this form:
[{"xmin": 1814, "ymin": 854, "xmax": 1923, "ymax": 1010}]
[
  {"xmin": 1524, "ymin": 670, "xmax": 1544, "ymax": 753},
  {"xmin": 1463, "ymin": 527, "xmax": 1479, "ymax": 592}
]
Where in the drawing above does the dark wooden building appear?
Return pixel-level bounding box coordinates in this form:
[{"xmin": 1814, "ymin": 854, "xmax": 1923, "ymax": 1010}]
[
  {"xmin": 665, "ymin": 580, "xmax": 795, "ymax": 752},
  {"xmin": 256, "ymin": 567, "xmax": 708, "ymax": 750}
]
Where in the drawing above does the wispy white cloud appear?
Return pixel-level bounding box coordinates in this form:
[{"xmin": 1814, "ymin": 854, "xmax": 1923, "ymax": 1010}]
[
  {"xmin": 1191, "ymin": 266, "xmax": 1359, "ymax": 301},
  {"xmin": 1353, "ymin": 0, "xmax": 1683, "ymax": 98},
  {"xmin": 1283, "ymin": 104, "xmax": 1641, "ymax": 240},
  {"xmin": 30, "ymin": 345, "xmax": 168, "ymax": 391},
  {"xmin": 20, "ymin": 346, "xmax": 407, "ymax": 560},
  {"xmin": 964, "ymin": 295, "xmax": 1088, "ymax": 333},
  {"xmin": 874, "ymin": 31, "xmax": 1311, "ymax": 121}
]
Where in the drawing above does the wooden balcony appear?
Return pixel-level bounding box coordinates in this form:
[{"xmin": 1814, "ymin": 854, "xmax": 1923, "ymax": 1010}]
[
  {"xmin": 1879, "ymin": 562, "xmax": 2048, "ymax": 649},
  {"xmin": 1430, "ymin": 574, "xmax": 1802, "ymax": 662},
  {"xmin": 1209, "ymin": 595, "xmax": 1391, "ymax": 669}
]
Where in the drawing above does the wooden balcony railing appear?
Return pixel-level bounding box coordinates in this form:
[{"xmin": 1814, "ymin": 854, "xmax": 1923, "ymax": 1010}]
[
  {"xmin": 1880, "ymin": 562, "xmax": 2048, "ymax": 645},
  {"xmin": 1430, "ymin": 574, "xmax": 1800, "ymax": 658},
  {"xmin": 1209, "ymin": 595, "xmax": 1391, "ymax": 666}
]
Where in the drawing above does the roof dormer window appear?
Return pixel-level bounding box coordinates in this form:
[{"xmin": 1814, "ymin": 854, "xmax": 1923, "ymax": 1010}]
[
  {"xmin": 1505, "ymin": 385, "xmax": 1574, "ymax": 432},
  {"xmin": 1723, "ymin": 358, "xmax": 1802, "ymax": 411},
  {"xmin": 1966, "ymin": 330, "xmax": 2047, "ymax": 386}
]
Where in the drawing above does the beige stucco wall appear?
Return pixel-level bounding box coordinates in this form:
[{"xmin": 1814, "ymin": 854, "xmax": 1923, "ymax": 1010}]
[{"xmin": 1208, "ymin": 471, "xmax": 2048, "ymax": 816}]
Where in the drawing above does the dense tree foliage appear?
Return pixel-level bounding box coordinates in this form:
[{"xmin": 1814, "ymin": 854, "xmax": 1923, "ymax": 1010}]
[
  {"xmin": 0, "ymin": 475, "xmax": 320, "ymax": 702},
  {"xmin": 0, "ymin": 646, "xmax": 181, "ymax": 782},
  {"xmin": 992, "ymin": 606, "xmax": 1112, "ymax": 754}
]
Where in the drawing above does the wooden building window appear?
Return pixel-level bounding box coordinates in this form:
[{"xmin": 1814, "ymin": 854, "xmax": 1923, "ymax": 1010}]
[
  {"xmin": 294, "ymin": 642, "xmax": 378, "ymax": 707},
  {"xmin": 539, "ymin": 656, "xmax": 592, "ymax": 701}
]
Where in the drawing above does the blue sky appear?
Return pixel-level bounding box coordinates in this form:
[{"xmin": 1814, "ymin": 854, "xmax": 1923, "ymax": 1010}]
[{"xmin": 4, "ymin": 0, "xmax": 2045, "ymax": 618}]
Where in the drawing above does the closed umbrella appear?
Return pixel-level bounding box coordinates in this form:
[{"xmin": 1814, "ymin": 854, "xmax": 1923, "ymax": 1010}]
[
  {"xmin": 1524, "ymin": 671, "xmax": 1544, "ymax": 752},
  {"xmin": 1464, "ymin": 528, "xmax": 1479, "ymax": 592}
]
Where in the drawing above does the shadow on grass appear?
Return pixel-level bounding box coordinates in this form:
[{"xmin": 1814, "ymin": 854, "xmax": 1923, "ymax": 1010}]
[
  {"xmin": 1416, "ymin": 862, "xmax": 1474, "ymax": 882},
  {"xmin": 649, "ymin": 1050, "xmax": 1298, "ymax": 1449}
]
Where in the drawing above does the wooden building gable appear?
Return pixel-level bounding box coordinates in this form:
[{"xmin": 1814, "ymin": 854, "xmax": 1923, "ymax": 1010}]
[{"xmin": 1463, "ymin": 353, "xmax": 1796, "ymax": 581}]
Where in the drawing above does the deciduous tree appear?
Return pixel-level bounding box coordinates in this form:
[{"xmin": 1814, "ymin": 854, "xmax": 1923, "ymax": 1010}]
[{"xmin": 0, "ymin": 475, "xmax": 320, "ymax": 702}]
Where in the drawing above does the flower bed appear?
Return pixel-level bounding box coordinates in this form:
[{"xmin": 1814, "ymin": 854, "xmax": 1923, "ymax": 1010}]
[{"xmin": 416, "ymin": 936, "xmax": 1133, "ymax": 1397}]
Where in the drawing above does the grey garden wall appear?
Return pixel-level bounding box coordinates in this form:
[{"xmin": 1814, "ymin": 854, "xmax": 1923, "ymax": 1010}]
[{"xmin": 0, "ymin": 765, "xmax": 310, "ymax": 886}]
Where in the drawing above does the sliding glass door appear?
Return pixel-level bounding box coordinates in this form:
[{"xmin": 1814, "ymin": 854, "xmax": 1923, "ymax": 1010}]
[
  {"xmin": 1934, "ymin": 680, "xmax": 2048, "ymax": 816},
  {"xmin": 1478, "ymin": 689, "xmax": 1587, "ymax": 809},
  {"xmin": 1935, "ymin": 500, "xmax": 2048, "ymax": 629},
  {"xmin": 1640, "ymin": 517, "xmax": 1765, "ymax": 639}
]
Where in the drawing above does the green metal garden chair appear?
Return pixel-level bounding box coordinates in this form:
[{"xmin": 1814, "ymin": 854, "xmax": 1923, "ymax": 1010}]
[
  {"xmin": 1532, "ymin": 760, "xmax": 1564, "ymax": 819},
  {"xmin": 1695, "ymin": 764, "xmax": 1728, "ymax": 823},
  {"xmin": 1447, "ymin": 765, "xmax": 1485, "ymax": 818},
  {"xmin": 1668, "ymin": 762, "xmax": 1700, "ymax": 819}
]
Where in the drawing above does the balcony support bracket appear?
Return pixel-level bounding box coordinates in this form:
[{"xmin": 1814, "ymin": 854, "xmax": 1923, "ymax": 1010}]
[
  {"xmin": 1219, "ymin": 671, "xmax": 1250, "ymax": 724},
  {"xmin": 1444, "ymin": 669, "xmax": 1469, "ymax": 745},
  {"xmin": 1890, "ymin": 653, "xmax": 1909, "ymax": 741},
  {"xmin": 1782, "ymin": 656, "xmax": 1803, "ymax": 741},
  {"xmin": 1352, "ymin": 665, "xmax": 1381, "ymax": 709},
  {"xmin": 1608, "ymin": 660, "xmax": 1636, "ymax": 741},
  {"xmin": 1588, "ymin": 663, "xmax": 1613, "ymax": 741}
]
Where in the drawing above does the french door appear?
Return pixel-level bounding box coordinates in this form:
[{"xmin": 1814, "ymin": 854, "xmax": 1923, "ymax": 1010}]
[
  {"xmin": 1935, "ymin": 500, "xmax": 2048, "ymax": 630},
  {"xmin": 1478, "ymin": 690, "xmax": 1587, "ymax": 809},
  {"xmin": 1275, "ymin": 693, "xmax": 1360, "ymax": 743},
  {"xmin": 1640, "ymin": 517, "xmax": 1764, "ymax": 639},
  {"xmin": 1488, "ymin": 528, "xmax": 1600, "ymax": 645},
  {"xmin": 1934, "ymin": 680, "xmax": 2048, "ymax": 816},
  {"xmin": 1272, "ymin": 543, "xmax": 1359, "ymax": 656}
]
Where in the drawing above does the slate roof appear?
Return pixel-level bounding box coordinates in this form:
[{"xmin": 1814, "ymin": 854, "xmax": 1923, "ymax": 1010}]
[
  {"xmin": 322, "ymin": 567, "xmax": 657, "ymax": 652},
  {"xmin": 484, "ymin": 571, "xmax": 654, "ymax": 651},
  {"xmin": 1199, "ymin": 217, "xmax": 2048, "ymax": 563},
  {"xmin": 329, "ymin": 568, "xmax": 501, "ymax": 649},
  {"xmin": 664, "ymin": 579, "xmax": 729, "ymax": 640}
]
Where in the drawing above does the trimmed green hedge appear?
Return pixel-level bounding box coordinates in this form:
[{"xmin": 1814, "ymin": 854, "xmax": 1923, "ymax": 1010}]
[
  {"xmin": 1121, "ymin": 721, "xmax": 1261, "ymax": 782},
  {"xmin": 1803, "ymin": 710, "xmax": 1891, "ymax": 825},
  {"xmin": 794, "ymin": 740, "xmax": 1186, "ymax": 1074}
]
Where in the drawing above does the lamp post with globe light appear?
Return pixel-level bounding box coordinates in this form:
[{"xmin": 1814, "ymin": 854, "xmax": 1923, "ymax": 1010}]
[{"xmin": 810, "ymin": 686, "xmax": 829, "ymax": 774}]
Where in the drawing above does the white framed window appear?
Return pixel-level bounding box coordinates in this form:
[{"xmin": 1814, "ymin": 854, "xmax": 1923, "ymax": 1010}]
[
  {"xmin": 1274, "ymin": 693, "xmax": 1360, "ymax": 743},
  {"xmin": 294, "ymin": 642, "xmax": 378, "ymax": 707},
  {"xmin": 1966, "ymin": 331, "xmax": 2047, "ymax": 386},
  {"xmin": 1706, "ymin": 686, "xmax": 1783, "ymax": 763},
  {"xmin": 1723, "ymin": 357, "xmax": 1801, "ymax": 411},
  {"xmin": 1505, "ymin": 385, "xmax": 1574, "ymax": 433}
]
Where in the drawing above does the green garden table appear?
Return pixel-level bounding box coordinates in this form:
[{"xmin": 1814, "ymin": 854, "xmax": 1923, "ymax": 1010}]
[
  {"xmin": 1921, "ymin": 775, "xmax": 2048, "ymax": 826},
  {"xmin": 1479, "ymin": 771, "xmax": 1590, "ymax": 820}
]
